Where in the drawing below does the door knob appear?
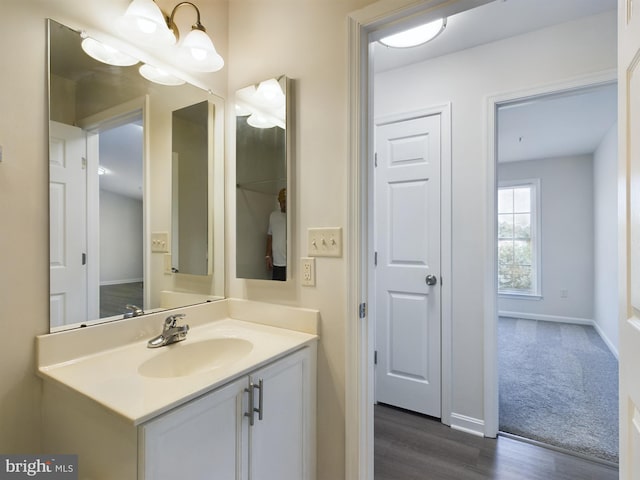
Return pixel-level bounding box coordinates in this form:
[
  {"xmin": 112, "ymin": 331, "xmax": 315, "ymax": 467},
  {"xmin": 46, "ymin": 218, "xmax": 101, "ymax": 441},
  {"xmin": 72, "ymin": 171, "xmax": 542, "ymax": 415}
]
[{"xmin": 425, "ymin": 275, "xmax": 438, "ymax": 286}]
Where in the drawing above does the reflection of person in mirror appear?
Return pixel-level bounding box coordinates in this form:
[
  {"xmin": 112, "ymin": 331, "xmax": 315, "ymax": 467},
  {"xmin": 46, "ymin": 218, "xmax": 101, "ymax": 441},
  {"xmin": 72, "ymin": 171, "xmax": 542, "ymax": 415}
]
[{"xmin": 266, "ymin": 188, "xmax": 287, "ymax": 281}]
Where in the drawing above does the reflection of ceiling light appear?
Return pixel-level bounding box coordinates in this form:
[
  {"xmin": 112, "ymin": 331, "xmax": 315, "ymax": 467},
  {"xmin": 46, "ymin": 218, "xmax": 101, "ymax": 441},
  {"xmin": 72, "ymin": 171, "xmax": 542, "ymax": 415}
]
[
  {"xmin": 247, "ymin": 113, "xmax": 276, "ymax": 129},
  {"xmin": 81, "ymin": 37, "xmax": 139, "ymax": 66},
  {"xmin": 257, "ymin": 78, "xmax": 284, "ymax": 102},
  {"xmin": 119, "ymin": 0, "xmax": 224, "ymax": 72},
  {"xmin": 139, "ymin": 64, "xmax": 185, "ymax": 86},
  {"xmin": 236, "ymin": 77, "xmax": 286, "ymax": 129},
  {"xmin": 235, "ymin": 104, "xmax": 252, "ymax": 116},
  {"xmin": 379, "ymin": 18, "xmax": 446, "ymax": 48},
  {"xmin": 98, "ymin": 166, "xmax": 107, "ymax": 175}
]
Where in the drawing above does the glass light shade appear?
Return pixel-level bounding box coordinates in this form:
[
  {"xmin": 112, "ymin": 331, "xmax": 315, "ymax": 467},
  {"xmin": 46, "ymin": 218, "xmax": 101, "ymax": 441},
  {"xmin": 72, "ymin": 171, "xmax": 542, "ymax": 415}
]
[
  {"xmin": 178, "ymin": 28, "xmax": 224, "ymax": 72},
  {"xmin": 247, "ymin": 113, "xmax": 276, "ymax": 129},
  {"xmin": 81, "ymin": 38, "xmax": 139, "ymax": 66},
  {"xmin": 235, "ymin": 104, "xmax": 252, "ymax": 116},
  {"xmin": 256, "ymin": 78, "xmax": 284, "ymax": 106},
  {"xmin": 379, "ymin": 18, "xmax": 446, "ymax": 48},
  {"xmin": 117, "ymin": 0, "xmax": 176, "ymax": 46},
  {"xmin": 139, "ymin": 64, "xmax": 185, "ymax": 86}
]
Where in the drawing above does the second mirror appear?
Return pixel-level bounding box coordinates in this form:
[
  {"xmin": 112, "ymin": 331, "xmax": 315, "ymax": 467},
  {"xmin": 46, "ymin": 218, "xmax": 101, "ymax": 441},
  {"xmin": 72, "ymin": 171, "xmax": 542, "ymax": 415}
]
[{"xmin": 235, "ymin": 76, "xmax": 289, "ymax": 281}]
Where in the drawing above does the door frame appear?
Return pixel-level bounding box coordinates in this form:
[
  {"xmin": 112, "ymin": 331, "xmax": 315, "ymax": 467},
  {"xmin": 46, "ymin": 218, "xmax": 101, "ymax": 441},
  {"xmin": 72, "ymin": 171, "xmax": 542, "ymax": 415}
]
[
  {"xmin": 484, "ymin": 70, "xmax": 617, "ymax": 437},
  {"xmin": 346, "ymin": 1, "xmax": 492, "ymax": 478},
  {"xmin": 369, "ymin": 105, "xmax": 452, "ymax": 421},
  {"xmin": 346, "ymin": 1, "xmax": 618, "ymax": 479}
]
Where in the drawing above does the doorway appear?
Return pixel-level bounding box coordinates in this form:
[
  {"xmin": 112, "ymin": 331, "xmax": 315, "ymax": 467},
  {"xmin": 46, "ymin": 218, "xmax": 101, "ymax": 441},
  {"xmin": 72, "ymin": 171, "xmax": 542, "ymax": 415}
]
[
  {"xmin": 346, "ymin": 1, "xmax": 618, "ymax": 479},
  {"xmin": 494, "ymin": 85, "xmax": 619, "ymax": 463}
]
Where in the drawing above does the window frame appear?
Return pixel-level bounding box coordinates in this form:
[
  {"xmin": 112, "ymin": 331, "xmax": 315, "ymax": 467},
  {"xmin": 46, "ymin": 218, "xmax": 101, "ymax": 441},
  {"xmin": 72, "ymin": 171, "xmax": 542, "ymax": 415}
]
[{"xmin": 497, "ymin": 178, "xmax": 542, "ymax": 298}]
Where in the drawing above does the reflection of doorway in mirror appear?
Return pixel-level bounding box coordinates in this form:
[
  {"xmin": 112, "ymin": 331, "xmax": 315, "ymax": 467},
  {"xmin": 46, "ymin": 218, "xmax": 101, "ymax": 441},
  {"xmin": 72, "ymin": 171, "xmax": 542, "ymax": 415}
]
[{"xmin": 95, "ymin": 119, "xmax": 144, "ymax": 318}]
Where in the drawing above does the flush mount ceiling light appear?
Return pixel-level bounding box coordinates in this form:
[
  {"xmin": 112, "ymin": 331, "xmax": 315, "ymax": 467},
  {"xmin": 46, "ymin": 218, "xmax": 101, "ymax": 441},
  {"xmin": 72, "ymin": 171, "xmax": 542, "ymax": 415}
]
[
  {"xmin": 139, "ymin": 63, "xmax": 186, "ymax": 86},
  {"xmin": 80, "ymin": 37, "xmax": 139, "ymax": 66},
  {"xmin": 119, "ymin": 0, "xmax": 224, "ymax": 72},
  {"xmin": 379, "ymin": 18, "xmax": 446, "ymax": 48}
]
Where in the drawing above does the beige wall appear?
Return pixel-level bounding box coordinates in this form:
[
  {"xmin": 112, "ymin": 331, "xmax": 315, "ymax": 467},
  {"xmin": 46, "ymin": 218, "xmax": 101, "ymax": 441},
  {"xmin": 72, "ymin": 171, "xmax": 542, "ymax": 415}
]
[
  {"xmin": 0, "ymin": 0, "xmax": 227, "ymax": 453},
  {"xmin": 1, "ymin": 1, "xmax": 370, "ymax": 477},
  {"xmin": 226, "ymin": 1, "xmax": 375, "ymax": 478}
]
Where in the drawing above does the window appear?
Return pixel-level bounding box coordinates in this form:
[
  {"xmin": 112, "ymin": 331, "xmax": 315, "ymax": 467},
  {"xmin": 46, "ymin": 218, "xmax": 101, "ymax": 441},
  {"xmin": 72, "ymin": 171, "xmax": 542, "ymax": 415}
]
[{"xmin": 498, "ymin": 181, "xmax": 540, "ymax": 296}]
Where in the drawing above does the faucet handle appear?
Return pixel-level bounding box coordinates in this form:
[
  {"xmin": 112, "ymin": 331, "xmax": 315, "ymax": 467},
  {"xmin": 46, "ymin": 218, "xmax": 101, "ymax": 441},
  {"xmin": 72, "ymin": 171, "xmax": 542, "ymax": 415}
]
[{"xmin": 165, "ymin": 313, "xmax": 186, "ymax": 328}]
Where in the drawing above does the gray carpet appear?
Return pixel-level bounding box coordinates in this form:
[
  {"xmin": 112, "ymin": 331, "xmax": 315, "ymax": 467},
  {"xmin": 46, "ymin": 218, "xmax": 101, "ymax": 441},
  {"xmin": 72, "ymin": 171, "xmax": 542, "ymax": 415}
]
[{"xmin": 498, "ymin": 317, "xmax": 619, "ymax": 463}]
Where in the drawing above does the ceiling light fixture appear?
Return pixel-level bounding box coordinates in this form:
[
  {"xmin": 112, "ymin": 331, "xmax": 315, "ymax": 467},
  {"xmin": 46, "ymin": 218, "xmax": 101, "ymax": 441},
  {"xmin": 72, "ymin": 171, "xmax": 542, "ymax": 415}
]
[
  {"xmin": 119, "ymin": 0, "xmax": 224, "ymax": 72},
  {"xmin": 379, "ymin": 18, "xmax": 447, "ymax": 48},
  {"xmin": 80, "ymin": 36, "xmax": 139, "ymax": 67}
]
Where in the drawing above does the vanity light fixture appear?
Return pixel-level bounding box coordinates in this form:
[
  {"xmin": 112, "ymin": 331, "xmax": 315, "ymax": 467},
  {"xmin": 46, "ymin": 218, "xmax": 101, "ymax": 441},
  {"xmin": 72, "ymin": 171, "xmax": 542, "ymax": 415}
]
[
  {"xmin": 379, "ymin": 18, "xmax": 447, "ymax": 48},
  {"xmin": 117, "ymin": 0, "xmax": 176, "ymax": 46},
  {"xmin": 139, "ymin": 64, "xmax": 186, "ymax": 86},
  {"xmin": 80, "ymin": 36, "xmax": 139, "ymax": 67},
  {"xmin": 120, "ymin": 0, "xmax": 224, "ymax": 72}
]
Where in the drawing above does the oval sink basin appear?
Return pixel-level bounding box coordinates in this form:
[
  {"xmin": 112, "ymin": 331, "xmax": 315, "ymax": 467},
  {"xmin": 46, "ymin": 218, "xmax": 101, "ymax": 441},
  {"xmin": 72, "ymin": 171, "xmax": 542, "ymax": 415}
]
[{"xmin": 138, "ymin": 338, "xmax": 253, "ymax": 378}]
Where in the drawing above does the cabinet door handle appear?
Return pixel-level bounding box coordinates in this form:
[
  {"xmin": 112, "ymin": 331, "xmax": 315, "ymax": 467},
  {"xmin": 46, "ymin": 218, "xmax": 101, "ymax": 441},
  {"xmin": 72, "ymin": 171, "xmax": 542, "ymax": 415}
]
[
  {"xmin": 254, "ymin": 379, "xmax": 264, "ymax": 421},
  {"xmin": 244, "ymin": 382, "xmax": 256, "ymax": 426}
]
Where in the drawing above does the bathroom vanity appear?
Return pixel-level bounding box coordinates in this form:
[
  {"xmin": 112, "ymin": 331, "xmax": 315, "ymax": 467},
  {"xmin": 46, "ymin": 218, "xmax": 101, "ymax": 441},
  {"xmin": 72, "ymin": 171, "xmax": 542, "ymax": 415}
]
[{"xmin": 37, "ymin": 299, "xmax": 318, "ymax": 480}]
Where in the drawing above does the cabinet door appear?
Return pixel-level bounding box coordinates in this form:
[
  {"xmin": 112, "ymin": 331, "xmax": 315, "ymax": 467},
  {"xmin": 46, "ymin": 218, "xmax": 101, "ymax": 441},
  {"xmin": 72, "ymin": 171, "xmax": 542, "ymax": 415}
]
[
  {"xmin": 140, "ymin": 377, "xmax": 247, "ymax": 480},
  {"xmin": 249, "ymin": 348, "xmax": 314, "ymax": 480}
]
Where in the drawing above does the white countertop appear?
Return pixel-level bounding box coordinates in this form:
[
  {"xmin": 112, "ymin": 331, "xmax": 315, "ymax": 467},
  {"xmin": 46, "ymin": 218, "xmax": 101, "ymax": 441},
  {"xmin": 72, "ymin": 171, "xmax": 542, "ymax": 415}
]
[{"xmin": 37, "ymin": 300, "xmax": 318, "ymax": 426}]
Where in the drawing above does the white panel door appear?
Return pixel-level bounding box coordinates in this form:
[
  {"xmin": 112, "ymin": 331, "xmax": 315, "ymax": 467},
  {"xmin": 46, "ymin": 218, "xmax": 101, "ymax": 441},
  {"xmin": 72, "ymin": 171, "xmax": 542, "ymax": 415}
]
[
  {"xmin": 619, "ymin": 1, "xmax": 640, "ymax": 477},
  {"xmin": 49, "ymin": 121, "xmax": 87, "ymax": 328},
  {"xmin": 375, "ymin": 113, "xmax": 441, "ymax": 417}
]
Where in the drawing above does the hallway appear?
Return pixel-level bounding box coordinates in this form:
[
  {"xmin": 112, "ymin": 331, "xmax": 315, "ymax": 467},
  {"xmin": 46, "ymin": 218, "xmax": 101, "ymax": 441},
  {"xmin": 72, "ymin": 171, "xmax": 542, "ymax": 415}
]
[{"xmin": 374, "ymin": 405, "xmax": 618, "ymax": 480}]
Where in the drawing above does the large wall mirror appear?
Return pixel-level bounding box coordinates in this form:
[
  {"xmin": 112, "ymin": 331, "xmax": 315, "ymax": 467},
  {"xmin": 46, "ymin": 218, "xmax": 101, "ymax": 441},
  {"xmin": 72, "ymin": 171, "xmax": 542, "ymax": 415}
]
[
  {"xmin": 48, "ymin": 19, "xmax": 225, "ymax": 332},
  {"xmin": 235, "ymin": 76, "xmax": 290, "ymax": 281}
]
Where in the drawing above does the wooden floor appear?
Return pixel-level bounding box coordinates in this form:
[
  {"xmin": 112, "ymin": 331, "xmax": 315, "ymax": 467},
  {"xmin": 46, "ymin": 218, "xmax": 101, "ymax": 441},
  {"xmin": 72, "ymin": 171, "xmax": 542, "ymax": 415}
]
[{"xmin": 374, "ymin": 405, "xmax": 618, "ymax": 480}]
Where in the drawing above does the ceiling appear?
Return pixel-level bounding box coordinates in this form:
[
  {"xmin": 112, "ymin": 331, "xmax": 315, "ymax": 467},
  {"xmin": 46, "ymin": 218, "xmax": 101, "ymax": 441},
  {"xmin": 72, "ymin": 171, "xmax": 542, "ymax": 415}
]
[{"xmin": 372, "ymin": 0, "xmax": 618, "ymax": 164}]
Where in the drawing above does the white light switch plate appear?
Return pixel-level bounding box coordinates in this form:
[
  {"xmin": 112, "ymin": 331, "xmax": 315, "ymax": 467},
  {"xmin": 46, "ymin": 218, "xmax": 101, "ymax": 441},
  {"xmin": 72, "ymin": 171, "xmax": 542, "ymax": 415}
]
[
  {"xmin": 151, "ymin": 232, "xmax": 169, "ymax": 253},
  {"xmin": 301, "ymin": 257, "xmax": 315, "ymax": 286},
  {"xmin": 308, "ymin": 227, "xmax": 342, "ymax": 257}
]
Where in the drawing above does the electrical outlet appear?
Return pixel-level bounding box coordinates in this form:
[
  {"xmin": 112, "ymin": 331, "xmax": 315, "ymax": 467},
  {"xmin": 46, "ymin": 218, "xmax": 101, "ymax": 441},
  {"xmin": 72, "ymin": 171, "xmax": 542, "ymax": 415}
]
[
  {"xmin": 301, "ymin": 257, "xmax": 315, "ymax": 286},
  {"xmin": 308, "ymin": 227, "xmax": 342, "ymax": 257},
  {"xmin": 151, "ymin": 232, "xmax": 169, "ymax": 253}
]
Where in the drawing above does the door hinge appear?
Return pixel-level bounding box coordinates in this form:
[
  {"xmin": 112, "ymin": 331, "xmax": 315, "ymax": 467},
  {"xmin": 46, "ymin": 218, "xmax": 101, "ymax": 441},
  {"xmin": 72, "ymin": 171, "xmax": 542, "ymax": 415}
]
[
  {"xmin": 82, "ymin": 253, "xmax": 87, "ymax": 265},
  {"xmin": 81, "ymin": 157, "xmax": 87, "ymax": 169},
  {"xmin": 359, "ymin": 303, "xmax": 366, "ymax": 319},
  {"xmin": 374, "ymin": 251, "xmax": 378, "ymax": 266},
  {"xmin": 374, "ymin": 350, "xmax": 378, "ymax": 365},
  {"xmin": 374, "ymin": 152, "xmax": 378, "ymax": 167}
]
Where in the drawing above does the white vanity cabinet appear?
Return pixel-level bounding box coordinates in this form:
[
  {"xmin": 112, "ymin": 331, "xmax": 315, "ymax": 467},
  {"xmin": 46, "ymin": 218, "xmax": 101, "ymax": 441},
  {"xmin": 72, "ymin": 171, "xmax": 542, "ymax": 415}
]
[{"xmin": 140, "ymin": 346, "xmax": 315, "ymax": 480}]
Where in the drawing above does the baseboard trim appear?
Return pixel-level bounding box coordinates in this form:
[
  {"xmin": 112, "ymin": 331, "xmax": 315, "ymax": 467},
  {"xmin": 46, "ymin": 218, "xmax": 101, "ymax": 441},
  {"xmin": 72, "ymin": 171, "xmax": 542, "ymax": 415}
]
[
  {"xmin": 498, "ymin": 311, "xmax": 593, "ymax": 325},
  {"xmin": 100, "ymin": 278, "xmax": 144, "ymax": 286},
  {"xmin": 450, "ymin": 413, "xmax": 485, "ymax": 437},
  {"xmin": 592, "ymin": 322, "xmax": 619, "ymax": 360}
]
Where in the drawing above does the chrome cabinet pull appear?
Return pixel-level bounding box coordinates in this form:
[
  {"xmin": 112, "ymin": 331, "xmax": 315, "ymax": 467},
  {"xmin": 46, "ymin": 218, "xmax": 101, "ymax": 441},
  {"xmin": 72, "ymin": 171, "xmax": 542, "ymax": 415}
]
[
  {"xmin": 244, "ymin": 382, "xmax": 255, "ymax": 426},
  {"xmin": 255, "ymin": 379, "xmax": 264, "ymax": 421},
  {"xmin": 244, "ymin": 379, "xmax": 264, "ymax": 426}
]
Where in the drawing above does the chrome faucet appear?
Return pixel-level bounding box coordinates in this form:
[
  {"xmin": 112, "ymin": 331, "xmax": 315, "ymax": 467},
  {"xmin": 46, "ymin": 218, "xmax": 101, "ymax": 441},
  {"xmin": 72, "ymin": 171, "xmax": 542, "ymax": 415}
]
[
  {"xmin": 124, "ymin": 304, "xmax": 144, "ymax": 318},
  {"xmin": 147, "ymin": 314, "xmax": 189, "ymax": 348}
]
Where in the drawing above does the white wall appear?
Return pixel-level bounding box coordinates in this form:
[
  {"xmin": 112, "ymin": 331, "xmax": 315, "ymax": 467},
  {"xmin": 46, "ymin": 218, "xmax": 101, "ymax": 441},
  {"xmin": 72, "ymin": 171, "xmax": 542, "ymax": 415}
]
[
  {"xmin": 498, "ymin": 155, "xmax": 595, "ymax": 322},
  {"xmin": 99, "ymin": 190, "xmax": 143, "ymax": 284},
  {"xmin": 594, "ymin": 122, "xmax": 619, "ymax": 355},
  {"xmin": 375, "ymin": 10, "xmax": 616, "ymax": 426}
]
